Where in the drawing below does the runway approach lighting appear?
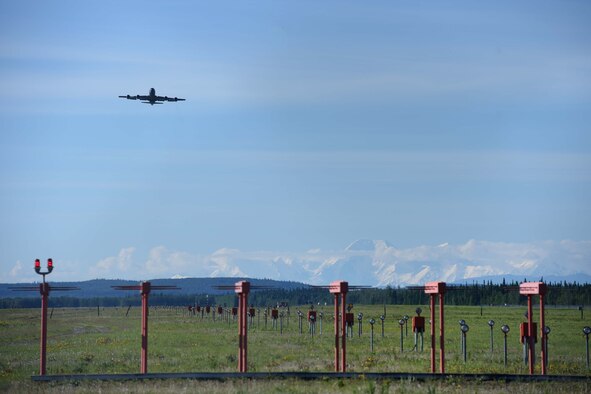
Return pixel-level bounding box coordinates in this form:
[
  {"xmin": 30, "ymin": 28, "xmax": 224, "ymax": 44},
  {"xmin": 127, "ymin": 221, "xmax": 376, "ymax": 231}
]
[
  {"xmin": 488, "ymin": 320, "xmax": 495, "ymax": 353},
  {"xmin": 10, "ymin": 259, "xmax": 79, "ymax": 375},
  {"xmin": 584, "ymin": 326, "xmax": 591, "ymax": 369},
  {"xmin": 501, "ymin": 325, "xmax": 510, "ymax": 367}
]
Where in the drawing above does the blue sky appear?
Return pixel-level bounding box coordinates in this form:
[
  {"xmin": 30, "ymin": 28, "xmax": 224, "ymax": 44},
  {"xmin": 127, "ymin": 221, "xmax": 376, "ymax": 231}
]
[{"xmin": 1, "ymin": 1, "xmax": 590, "ymax": 282}]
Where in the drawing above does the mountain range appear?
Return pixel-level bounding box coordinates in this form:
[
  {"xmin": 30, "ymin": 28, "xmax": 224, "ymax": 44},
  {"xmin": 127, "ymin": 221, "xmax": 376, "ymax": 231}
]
[
  {"xmin": 185, "ymin": 239, "xmax": 591, "ymax": 287},
  {"xmin": 3, "ymin": 239, "xmax": 590, "ymax": 292}
]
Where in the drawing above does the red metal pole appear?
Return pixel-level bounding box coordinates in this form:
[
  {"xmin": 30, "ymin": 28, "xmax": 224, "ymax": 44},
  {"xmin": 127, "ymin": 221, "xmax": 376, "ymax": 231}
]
[
  {"xmin": 240, "ymin": 293, "xmax": 248, "ymax": 372},
  {"xmin": 240, "ymin": 294, "xmax": 245, "ymax": 372},
  {"xmin": 341, "ymin": 292, "xmax": 347, "ymax": 372},
  {"xmin": 238, "ymin": 295, "xmax": 243, "ymax": 372},
  {"xmin": 140, "ymin": 282, "xmax": 150, "ymax": 374},
  {"xmin": 527, "ymin": 294, "xmax": 534, "ymax": 375},
  {"xmin": 430, "ymin": 294, "xmax": 435, "ymax": 373},
  {"xmin": 334, "ymin": 293, "xmax": 340, "ymax": 372},
  {"xmin": 234, "ymin": 281, "xmax": 249, "ymax": 373},
  {"xmin": 240, "ymin": 301, "xmax": 243, "ymax": 370},
  {"xmin": 242, "ymin": 295, "xmax": 246, "ymax": 372},
  {"xmin": 39, "ymin": 283, "xmax": 49, "ymax": 376},
  {"xmin": 241, "ymin": 295, "xmax": 244, "ymax": 371},
  {"xmin": 439, "ymin": 293, "xmax": 445, "ymax": 374},
  {"xmin": 244, "ymin": 297, "xmax": 248, "ymax": 372},
  {"xmin": 540, "ymin": 293, "xmax": 546, "ymax": 375}
]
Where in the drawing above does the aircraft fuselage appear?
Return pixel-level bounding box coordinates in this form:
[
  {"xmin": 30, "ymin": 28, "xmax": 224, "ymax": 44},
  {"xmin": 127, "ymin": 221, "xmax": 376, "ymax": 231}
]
[{"xmin": 119, "ymin": 88, "xmax": 186, "ymax": 105}]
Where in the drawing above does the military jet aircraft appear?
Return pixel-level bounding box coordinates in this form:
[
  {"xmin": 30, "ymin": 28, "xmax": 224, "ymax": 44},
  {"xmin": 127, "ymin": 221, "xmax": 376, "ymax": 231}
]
[{"xmin": 119, "ymin": 88, "xmax": 186, "ymax": 105}]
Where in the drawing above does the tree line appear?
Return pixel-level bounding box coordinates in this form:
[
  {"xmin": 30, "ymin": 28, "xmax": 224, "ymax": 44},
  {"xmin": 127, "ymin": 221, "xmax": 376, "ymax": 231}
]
[
  {"xmin": 1, "ymin": 280, "xmax": 590, "ymax": 309},
  {"xmin": 245, "ymin": 280, "xmax": 591, "ymax": 308}
]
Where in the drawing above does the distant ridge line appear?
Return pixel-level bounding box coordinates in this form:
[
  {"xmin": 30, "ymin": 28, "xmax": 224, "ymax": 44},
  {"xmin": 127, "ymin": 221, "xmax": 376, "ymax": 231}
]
[{"xmin": 0, "ymin": 277, "xmax": 309, "ymax": 299}]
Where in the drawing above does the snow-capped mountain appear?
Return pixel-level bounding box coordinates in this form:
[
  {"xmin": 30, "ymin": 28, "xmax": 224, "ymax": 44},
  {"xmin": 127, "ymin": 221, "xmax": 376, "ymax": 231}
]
[
  {"xmin": 15, "ymin": 239, "xmax": 588, "ymax": 286},
  {"xmin": 167, "ymin": 239, "xmax": 591, "ymax": 286},
  {"xmin": 354, "ymin": 239, "xmax": 588, "ymax": 285}
]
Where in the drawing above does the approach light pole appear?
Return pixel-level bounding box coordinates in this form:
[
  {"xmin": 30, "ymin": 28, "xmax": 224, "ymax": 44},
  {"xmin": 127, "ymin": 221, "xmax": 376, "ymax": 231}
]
[
  {"xmin": 584, "ymin": 326, "xmax": 591, "ymax": 370},
  {"xmin": 461, "ymin": 323, "xmax": 469, "ymax": 363},
  {"xmin": 501, "ymin": 325, "xmax": 510, "ymax": 367},
  {"xmin": 369, "ymin": 318, "xmax": 376, "ymax": 353},
  {"xmin": 9, "ymin": 259, "xmax": 79, "ymax": 376},
  {"xmin": 488, "ymin": 320, "xmax": 495, "ymax": 353}
]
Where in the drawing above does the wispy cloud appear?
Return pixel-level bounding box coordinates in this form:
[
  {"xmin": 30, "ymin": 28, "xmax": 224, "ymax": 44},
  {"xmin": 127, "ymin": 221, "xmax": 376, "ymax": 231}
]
[
  {"xmin": 91, "ymin": 247, "xmax": 136, "ymax": 276},
  {"xmin": 9, "ymin": 261, "xmax": 23, "ymax": 278},
  {"xmin": 5, "ymin": 149, "xmax": 587, "ymax": 191}
]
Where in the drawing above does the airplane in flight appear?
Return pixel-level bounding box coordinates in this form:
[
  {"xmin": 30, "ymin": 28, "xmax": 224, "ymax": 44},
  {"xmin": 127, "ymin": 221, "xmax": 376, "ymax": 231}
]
[{"xmin": 119, "ymin": 88, "xmax": 186, "ymax": 105}]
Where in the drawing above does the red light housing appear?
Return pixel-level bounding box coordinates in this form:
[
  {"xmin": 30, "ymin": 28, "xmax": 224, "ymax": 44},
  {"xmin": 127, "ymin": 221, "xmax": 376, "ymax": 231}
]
[
  {"xmin": 35, "ymin": 259, "xmax": 41, "ymax": 268},
  {"xmin": 329, "ymin": 280, "xmax": 348, "ymax": 294},
  {"xmin": 519, "ymin": 282, "xmax": 547, "ymax": 296},
  {"xmin": 47, "ymin": 259, "xmax": 53, "ymax": 268},
  {"xmin": 424, "ymin": 281, "xmax": 446, "ymax": 294}
]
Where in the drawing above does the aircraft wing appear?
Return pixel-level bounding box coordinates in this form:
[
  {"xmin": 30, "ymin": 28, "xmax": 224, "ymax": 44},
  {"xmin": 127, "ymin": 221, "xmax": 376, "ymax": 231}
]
[
  {"xmin": 154, "ymin": 96, "xmax": 186, "ymax": 102},
  {"xmin": 119, "ymin": 95, "xmax": 150, "ymax": 100}
]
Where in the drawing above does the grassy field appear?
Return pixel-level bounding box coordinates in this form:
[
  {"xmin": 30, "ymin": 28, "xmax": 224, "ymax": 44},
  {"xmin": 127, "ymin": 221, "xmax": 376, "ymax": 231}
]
[{"xmin": 0, "ymin": 304, "xmax": 590, "ymax": 392}]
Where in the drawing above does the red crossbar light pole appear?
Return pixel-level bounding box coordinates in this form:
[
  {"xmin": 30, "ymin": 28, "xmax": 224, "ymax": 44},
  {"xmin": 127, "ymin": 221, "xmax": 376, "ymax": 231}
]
[
  {"xmin": 235, "ymin": 281, "xmax": 250, "ymax": 372},
  {"xmin": 10, "ymin": 259, "xmax": 79, "ymax": 376},
  {"xmin": 424, "ymin": 281, "xmax": 446, "ymax": 374},
  {"xmin": 308, "ymin": 281, "xmax": 370, "ymax": 373},
  {"xmin": 112, "ymin": 282, "xmax": 180, "ymax": 374},
  {"xmin": 329, "ymin": 280, "xmax": 349, "ymax": 372},
  {"xmin": 519, "ymin": 281, "xmax": 548, "ymax": 375},
  {"xmin": 213, "ymin": 281, "xmax": 274, "ymax": 373},
  {"xmin": 140, "ymin": 282, "xmax": 150, "ymax": 374}
]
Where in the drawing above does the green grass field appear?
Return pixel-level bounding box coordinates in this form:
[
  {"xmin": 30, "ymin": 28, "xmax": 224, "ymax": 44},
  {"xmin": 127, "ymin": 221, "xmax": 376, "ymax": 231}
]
[{"xmin": 1, "ymin": 304, "xmax": 590, "ymax": 393}]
